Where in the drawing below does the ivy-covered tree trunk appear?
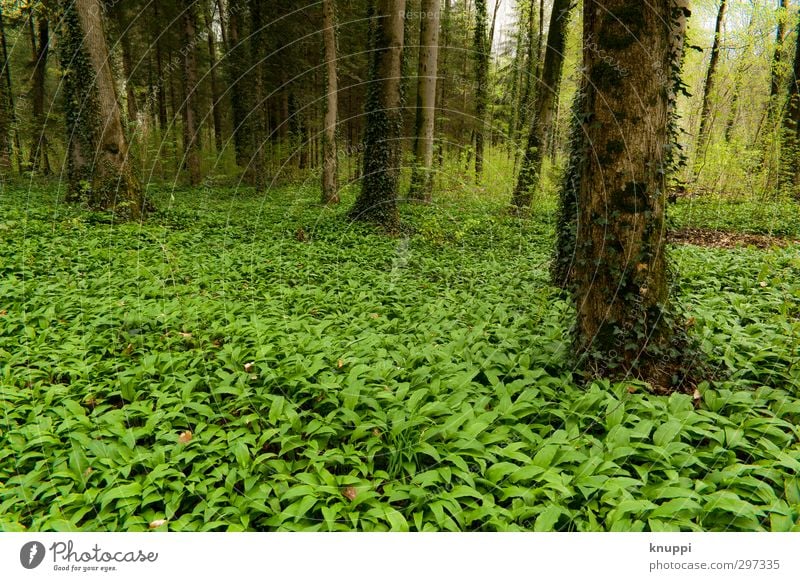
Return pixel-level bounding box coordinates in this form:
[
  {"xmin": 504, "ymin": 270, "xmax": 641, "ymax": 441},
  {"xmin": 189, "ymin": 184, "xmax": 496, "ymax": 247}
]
[
  {"xmin": 349, "ymin": 0, "xmax": 406, "ymax": 230},
  {"xmin": 511, "ymin": 0, "xmax": 572, "ymax": 211},
  {"xmin": 572, "ymin": 0, "xmax": 689, "ymax": 386},
  {"xmin": 60, "ymin": 0, "xmax": 149, "ymax": 220},
  {"xmin": 321, "ymin": 0, "xmax": 340, "ymax": 204},
  {"xmin": 29, "ymin": 16, "xmax": 50, "ymax": 175},
  {"xmin": 181, "ymin": 0, "xmax": 202, "ymax": 186},
  {"xmin": 473, "ymin": 0, "xmax": 489, "ymax": 180},
  {"xmin": 771, "ymin": 0, "xmax": 790, "ymax": 102},
  {"xmin": 779, "ymin": 11, "xmax": 800, "ymax": 197},
  {"xmin": 409, "ymin": 0, "xmax": 441, "ymax": 200},
  {"xmin": 695, "ymin": 0, "xmax": 727, "ymax": 158}
]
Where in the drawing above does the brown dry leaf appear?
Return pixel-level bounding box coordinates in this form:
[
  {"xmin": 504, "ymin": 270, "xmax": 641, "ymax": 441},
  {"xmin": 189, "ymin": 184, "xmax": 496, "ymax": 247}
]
[
  {"xmin": 337, "ymin": 359, "xmax": 344, "ymax": 368},
  {"xmin": 0, "ymin": 309, "xmax": 7, "ymax": 316},
  {"xmin": 693, "ymin": 388, "xmax": 701, "ymax": 401},
  {"xmin": 178, "ymin": 430, "xmax": 193, "ymax": 444},
  {"xmin": 627, "ymin": 386, "xmax": 637, "ymax": 394},
  {"xmin": 149, "ymin": 519, "xmax": 168, "ymax": 529},
  {"xmin": 244, "ymin": 362, "xmax": 254, "ymax": 373},
  {"xmin": 179, "ymin": 331, "xmax": 193, "ymax": 338},
  {"xmin": 342, "ymin": 486, "xmax": 358, "ymax": 501},
  {"xmin": 635, "ymin": 262, "xmax": 649, "ymax": 272}
]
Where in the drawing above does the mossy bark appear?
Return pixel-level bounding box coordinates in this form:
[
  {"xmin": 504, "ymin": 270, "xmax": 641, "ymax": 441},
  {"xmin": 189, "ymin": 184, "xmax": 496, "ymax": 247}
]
[
  {"xmin": 349, "ymin": 0, "xmax": 406, "ymax": 230},
  {"xmin": 409, "ymin": 0, "xmax": 441, "ymax": 201},
  {"xmin": 511, "ymin": 0, "xmax": 572, "ymax": 212},
  {"xmin": 60, "ymin": 0, "xmax": 149, "ymax": 220},
  {"xmin": 473, "ymin": 0, "xmax": 489, "ymax": 181},
  {"xmin": 321, "ymin": 0, "xmax": 340, "ymax": 205},
  {"xmin": 572, "ymin": 0, "xmax": 689, "ymax": 384}
]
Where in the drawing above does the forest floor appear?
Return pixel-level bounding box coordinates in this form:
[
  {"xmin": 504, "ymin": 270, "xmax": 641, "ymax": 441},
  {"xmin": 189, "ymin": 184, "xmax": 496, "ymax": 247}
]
[{"xmin": 1, "ymin": 183, "xmax": 799, "ymax": 532}]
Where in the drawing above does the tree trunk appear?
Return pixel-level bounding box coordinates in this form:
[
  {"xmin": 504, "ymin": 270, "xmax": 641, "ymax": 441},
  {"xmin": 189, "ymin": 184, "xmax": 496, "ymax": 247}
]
[
  {"xmin": 321, "ymin": 0, "xmax": 340, "ymax": 204},
  {"xmin": 29, "ymin": 16, "xmax": 50, "ymax": 175},
  {"xmin": 473, "ymin": 0, "xmax": 489, "ymax": 180},
  {"xmin": 409, "ymin": 0, "xmax": 441, "ymax": 200},
  {"xmin": 60, "ymin": 0, "xmax": 149, "ymax": 219},
  {"xmin": 511, "ymin": 0, "xmax": 572, "ymax": 211},
  {"xmin": 227, "ymin": 0, "xmax": 251, "ymax": 169},
  {"xmin": 0, "ymin": 6, "xmax": 21, "ymax": 174},
  {"xmin": 120, "ymin": 24, "xmax": 138, "ymax": 124},
  {"xmin": 205, "ymin": 3, "xmax": 224, "ymax": 155},
  {"xmin": 771, "ymin": 0, "xmax": 790, "ymax": 102},
  {"xmin": 0, "ymin": 5, "xmax": 8, "ymax": 174},
  {"xmin": 153, "ymin": 3, "xmax": 167, "ymax": 133},
  {"xmin": 724, "ymin": 7, "xmax": 755, "ymax": 143},
  {"xmin": 181, "ymin": 1, "xmax": 202, "ymax": 185},
  {"xmin": 696, "ymin": 0, "xmax": 727, "ymax": 155},
  {"xmin": 572, "ymin": 0, "xmax": 690, "ymax": 385},
  {"xmin": 436, "ymin": 0, "xmax": 451, "ymax": 168},
  {"xmin": 779, "ymin": 11, "xmax": 800, "ymax": 197},
  {"xmin": 349, "ymin": 0, "xmax": 406, "ymax": 230}
]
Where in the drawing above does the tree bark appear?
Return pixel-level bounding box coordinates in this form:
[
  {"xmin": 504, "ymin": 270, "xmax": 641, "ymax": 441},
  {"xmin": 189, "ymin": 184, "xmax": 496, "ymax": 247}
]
[
  {"xmin": 60, "ymin": 0, "xmax": 148, "ymax": 219},
  {"xmin": 349, "ymin": 0, "xmax": 406, "ymax": 230},
  {"xmin": 321, "ymin": 0, "xmax": 340, "ymax": 204},
  {"xmin": 473, "ymin": 0, "xmax": 489, "ymax": 180},
  {"xmin": 409, "ymin": 0, "xmax": 441, "ymax": 200},
  {"xmin": 205, "ymin": 3, "xmax": 224, "ymax": 155},
  {"xmin": 181, "ymin": 0, "xmax": 202, "ymax": 185},
  {"xmin": 696, "ymin": 0, "xmax": 727, "ymax": 154},
  {"xmin": 153, "ymin": 3, "xmax": 167, "ymax": 133},
  {"xmin": 29, "ymin": 16, "xmax": 50, "ymax": 174},
  {"xmin": 572, "ymin": 0, "xmax": 689, "ymax": 384},
  {"xmin": 435, "ymin": 0, "xmax": 451, "ymax": 167},
  {"xmin": 120, "ymin": 22, "xmax": 138, "ymax": 124},
  {"xmin": 779, "ymin": 11, "xmax": 800, "ymax": 196},
  {"xmin": 0, "ymin": 5, "xmax": 21, "ymax": 174},
  {"xmin": 771, "ymin": 0, "xmax": 790, "ymax": 102},
  {"xmin": 511, "ymin": 0, "xmax": 572, "ymax": 211}
]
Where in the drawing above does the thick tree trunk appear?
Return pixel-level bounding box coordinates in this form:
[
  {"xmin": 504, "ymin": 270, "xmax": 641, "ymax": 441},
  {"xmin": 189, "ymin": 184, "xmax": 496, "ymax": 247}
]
[
  {"xmin": 473, "ymin": 0, "xmax": 489, "ymax": 180},
  {"xmin": 409, "ymin": 0, "xmax": 441, "ymax": 200},
  {"xmin": 181, "ymin": 1, "xmax": 202, "ymax": 185},
  {"xmin": 696, "ymin": 0, "xmax": 727, "ymax": 154},
  {"xmin": 0, "ymin": 5, "xmax": 9, "ymax": 174},
  {"xmin": 321, "ymin": 0, "xmax": 340, "ymax": 204},
  {"xmin": 60, "ymin": 0, "xmax": 148, "ymax": 219},
  {"xmin": 204, "ymin": 4, "xmax": 224, "ymax": 155},
  {"xmin": 29, "ymin": 16, "xmax": 50, "ymax": 175},
  {"xmin": 511, "ymin": 0, "xmax": 572, "ymax": 211},
  {"xmin": 435, "ymin": 0, "xmax": 451, "ymax": 167},
  {"xmin": 0, "ymin": 6, "xmax": 21, "ymax": 174},
  {"xmin": 779, "ymin": 12, "xmax": 800, "ymax": 196},
  {"xmin": 572, "ymin": 0, "xmax": 689, "ymax": 384},
  {"xmin": 349, "ymin": 0, "xmax": 406, "ymax": 230}
]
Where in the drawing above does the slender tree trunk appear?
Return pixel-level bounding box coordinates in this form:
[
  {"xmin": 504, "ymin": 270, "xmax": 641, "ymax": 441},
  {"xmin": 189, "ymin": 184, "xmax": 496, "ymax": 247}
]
[
  {"xmin": 696, "ymin": 0, "xmax": 727, "ymax": 155},
  {"xmin": 725, "ymin": 8, "xmax": 755, "ymax": 143},
  {"xmin": 349, "ymin": 0, "xmax": 407, "ymax": 230},
  {"xmin": 511, "ymin": 0, "xmax": 572, "ymax": 211},
  {"xmin": 120, "ymin": 24, "xmax": 138, "ymax": 124},
  {"xmin": 205, "ymin": 3, "xmax": 224, "ymax": 155},
  {"xmin": 474, "ymin": 0, "xmax": 489, "ymax": 180},
  {"xmin": 409, "ymin": 0, "xmax": 441, "ymax": 200},
  {"xmin": 0, "ymin": 4, "xmax": 9, "ymax": 175},
  {"xmin": 321, "ymin": 0, "xmax": 340, "ymax": 204},
  {"xmin": 572, "ymin": 0, "xmax": 690, "ymax": 385},
  {"xmin": 60, "ymin": 0, "xmax": 149, "ymax": 219},
  {"xmin": 29, "ymin": 17, "xmax": 50, "ymax": 174},
  {"xmin": 181, "ymin": 1, "xmax": 202, "ymax": 185},
  {"xmin": 436, "ymin": 0, "xmax": 451, "ymax": 168},
  {"xmin": 153, "ymin": 3, "xmax": 167, "ymax": 133},
  {"xmin": 227, "ymin": 0, "xmax": 251, "ymax": 169}
]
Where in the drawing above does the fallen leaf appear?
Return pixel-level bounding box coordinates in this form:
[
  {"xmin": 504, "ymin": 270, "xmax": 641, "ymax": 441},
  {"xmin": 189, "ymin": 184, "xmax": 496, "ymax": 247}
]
[
  {"xmin": 337, "ymin": 359, "xmax": 344, "ymax": 368},
  {"xmin": 178, "ymin": 430, "xmax": 193, "ymax": 444},
  {"xmin": 179, "ymin": 332, "xmax": 193, "ymax": 338},
  {"xmin": 693, "ymin": 388, "xmax": 701, "ymax": 401},
  {"xmin": 759, "ymin": 281, "xmax": 768, "ymax": 288},
  {"xmin": 0, "ymin": 309, "xmax": 7, "ymax": 316},
  {"xmin": 627, "ymin": 386, "xmax": 637, "ymax": 394},
  {"xmin": 149, "ymin": 519, "xmax": 168, "ymax": 529},
  {"xmin": 342, "ymin": 486, "xmax": 358, "ymax": 501},
  {"xmin": 244, "ymin": 362, "xmax": 254, "ymax": 373}
]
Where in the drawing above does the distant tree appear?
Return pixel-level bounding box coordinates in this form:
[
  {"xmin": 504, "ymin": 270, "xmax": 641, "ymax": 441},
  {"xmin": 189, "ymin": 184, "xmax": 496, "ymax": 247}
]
[
  {"xmin": 181, "ymin": 0, "xmax": 202, "ymax": 185},
  {"xmin": 0, "ymin": 4, "xmax": 12, "ymax": 174},
  {"xmin": 204, "ymin": 1, "xmax": 224, "ymax": 155},
  {"xmin": 779, "ymin": 10, "xmax": 800, "ymax": 197},
  {"xmin": 695, "ymin": 0, "xmax": 727, "ymax": 158},
  {"xmin": 409, "ymin": 0, "xmax": 441, "ymax": 200},
  {"xmin": 29, "ymin": 13, "xmax": 50, "ymax": 175},
  {"xmin": 511, "ymin": 0, "xmax": 572, "ymax": 211},
  {"xmin": 571, "ymin": 0, "xmax": 690, "ymax": 385},
  {"xmin": 59, "ymin": 0, "xmax": 149, "ymax": 219},
  {"xmin": 349, "ymin": 0, "xmax": 406, "ymax": 230},
  {"xmin": 473, "ymin": 0, "xmax": 489, "ymax": 180},
  {"xmin": 321, "ymin": 0, "xmax": 340, "ymax": 204}
]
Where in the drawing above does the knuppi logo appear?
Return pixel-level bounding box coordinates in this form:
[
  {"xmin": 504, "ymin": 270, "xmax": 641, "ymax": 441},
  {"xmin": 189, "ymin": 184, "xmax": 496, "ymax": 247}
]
[{"xmin": 20, "ymin": 541, "xmax": 46, "ymax": 569}]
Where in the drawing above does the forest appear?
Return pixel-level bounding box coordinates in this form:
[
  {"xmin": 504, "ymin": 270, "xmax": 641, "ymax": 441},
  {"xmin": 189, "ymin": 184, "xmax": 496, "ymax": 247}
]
[{"xmin": 0, "ymin": 0, "xmax": 799, "ymax": 533}]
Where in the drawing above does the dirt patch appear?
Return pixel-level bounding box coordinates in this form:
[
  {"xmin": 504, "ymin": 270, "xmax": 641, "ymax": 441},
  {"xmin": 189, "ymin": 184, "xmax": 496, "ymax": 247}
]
[{"xmin": 668, "ymin": 228, "xmax": 798, "ymax": 250}]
